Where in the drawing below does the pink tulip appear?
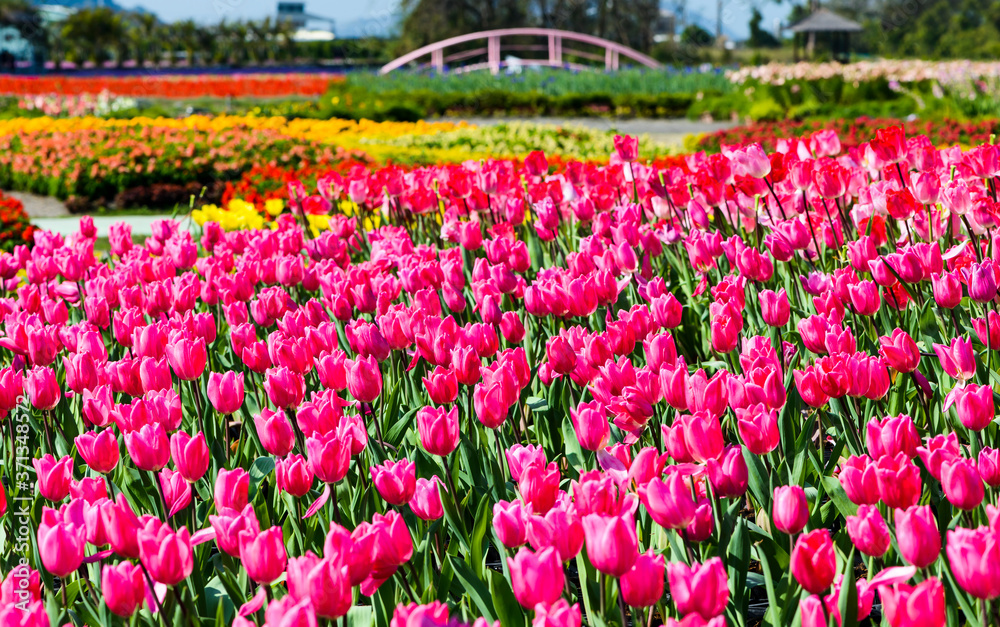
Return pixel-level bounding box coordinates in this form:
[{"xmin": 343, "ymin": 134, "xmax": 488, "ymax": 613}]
[
  {"xmin": 422, "ymin": 366, "xmax": 458, "ymax": 404},
  {"xmin": 946, "ymin": 527, "xmax": 1000, "ymax": 600},
  {"xmin": 264, "ymin": 366, "xmax": 305, "ymax": 408},
  {"xmin": 736, "ymin": 403, "xmax": 779, "ymax": 455},
  {"xmin": 416, "ymin": 406, "xmax": 460, "ymax": 456},
  {"xmin": 239, "ymin": 526, "xmax": 287, "ymax": 584},
  {"xmin": 874, "ymin": 453, "xmax": 922, "ymax": 510},
  {"xmin": 581, "ymin": 512, "xmax": 638, "ymax": 577},
  {"xmin": 158, "ymin": 468, "xmax": 191, "ymax": 518},
  {"xmin": 790, "ymin": 529, "xmax": 836, "ymax": 594},
  {"xmin": 845, "ymin": 505, "xmax": 891, "ymax": 558},
  {"xmin": 940, "ymin": 458, "xmax": 985, "ymax": 510},
  {"xmin": 254, "ymin": 407, "xmax": 295, "ymax": 456},
  {"xmin": 621, "ymin": 550, "xmax": 665, "ymax": 607},
  {"xmin": 838, "ymin": 455, "xmax": 881, "ymax": 505},
  {"xmin": 169, "ymin": 431, "xmax": 209, "ymax": 483},
  {"xmin": 75, "ymin": 429, "xmax": 119, "ymax": 474},
  {"xmin": 209, "ymin": 505, "xmax": 259, "ymax": 558},
  {"xmin": 207, "ymin": 371, "xmax": 245, "ymax": 414},
  {"xmin": 276, "ymin": 454, "xmax": 314, "ymax": 497},
  {"xmin": 933, "ymin": 337, "xmax": 976, "ymax": 382},
  {"xmin": 894, "ymin": 505, "xmax": 940, "ymax": 568},
  {"xmin": 306, "ymin": 431, "xmax": 351, "ymax": 484},
  {"xmin": 533, "ymin": 599, "xmax": 581, "ymax": 627},
  {"xmin": 410, "ymin": 477, "xmax": 444, "ymax": 521},
  {"xmin": 101, "ymin": 562, "xmax": 145, "ymax": 617},
  {"xmin": 878, "ymin": 329, "xmax": 920, "ymax": 373},
  {"xmin": 165, "ymin": 335, "xmax": 207, "ymax": 381},
  {"xmin": 124, "ymin": 423, "xmax": 170, "ymax": 471},
  {"xmin": 667, "ymin": 557, "xmax": 729, "ymax": 619},
  {"xmin": 526, "ymin": 504, "xmax": 584, "ymax": 562},
  {"xmin": 345, "ymin": 355, "xmax": 382, "ymax": 403},
  {"xmin": 493, "ymin": 500, "xmax": 529, "ymax": 548},
  {"xmin": 878, "ymin": 578, "xmax": 945, "ymax": 627},
  {"xmin": 38, "ymin": 505, "xmax": 85, "ymax": 577},
  {"xmin": 214, "ymin": 468, "xmax": 249, "ymax": 511},
  {"xmin": 931, "ymin": 271, "xmax": 963, "ymax": 308},
  {"xmin": 772, "ymin": 485, "xmax": 809, "ymax": 535},
  {"xmin": 137, "ymin": 520, "xmax": 193, "ymax": 586},
  {"xmin": 952, "ymin": 383, "xmax": 994, "ymax": 431},
  {"xmin": 286, "ymin": 555, "xmax": 352, "ymax": 619},
  {"xmin": 570, "ymin": 401, "xmax": 610, "ymax": 451},
  {"xmin": 371, "ymin": 459, "xmax": 417, "ymax": 506},
  {"xmin": 638, "ymin": 473, "xmax": 696, "ymax": 530},
  {"xmin": 706, "ymin": 445, "xmax": 748, "ymax": 498},
  {"xmin": 507, "ymin": 547, "xmax": 564, "ymax": 609},
  {"xmin": 24, "ymin": 365, "xmax": 60, "ymax": 410}
]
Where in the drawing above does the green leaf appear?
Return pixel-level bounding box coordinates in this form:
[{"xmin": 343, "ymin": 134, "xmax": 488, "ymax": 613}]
[
  {"xmin": 820, "ymin": 475, "xmax": 858, "ymax": 519},
  {"xmin": 470, "ymin": 493, "xmax": 491, "ymax": 579},
  {"xmin": 838, "ymin": 548, "xmax": 858, "ymax": 627},
  {"xmin": 449, "ymin": 555, "xmax": 497, "ymax": 623},
  {"xmin": 347, "ymin": 606, "xmax": 374, "ymax": 627},
  {"xmin": 249, "ymin": 456, "xmax": 275, "ymax": 484},
  {"xmin": 742, "ymin": 448, "xmax": 771, "ymax": 511},
  {"xmin": 562, "ymin": 414, "xmax": 586, "ymax": 473},
  {"xmin": 489, "ymin": 570, "xmax": 527, "ymax": 627},
  {"xmin": 204, "ymin": 577, "xmax": 234, "ymax": 626},
  {"xmin": 525, "ymin": 396, "xmax": 548, "ymax": 412}
]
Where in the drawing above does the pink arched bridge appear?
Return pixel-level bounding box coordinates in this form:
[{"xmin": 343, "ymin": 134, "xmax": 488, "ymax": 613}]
[{"xmin": 379, "ymin": 28, "xmax": 662, "ymax": 75}]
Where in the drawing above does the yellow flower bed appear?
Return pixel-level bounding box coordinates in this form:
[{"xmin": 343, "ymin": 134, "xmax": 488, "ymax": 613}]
[{"xmin": 0, "ymin": 115, "xmax": 465, "ymax": 144}]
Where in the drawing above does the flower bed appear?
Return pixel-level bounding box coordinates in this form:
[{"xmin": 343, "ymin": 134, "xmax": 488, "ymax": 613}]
[
  {"xmin": 0, "ymin": 124, "xmax": 998, "ymax": 627},
  {"xmin": 695, "ymin": 117, "xmax": 1000, "ymax": 152},
  {"xmin": 0, "ymin": 73, "xmax": 342, "ymax": 99}
]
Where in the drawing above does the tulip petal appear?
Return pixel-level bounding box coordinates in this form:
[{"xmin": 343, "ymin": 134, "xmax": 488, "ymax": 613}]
[
  {"xmin": 597, "ymin": 448, "xmax": 629, "ymax": 486},
  {"xmin": 239, "ymin": 588, "xmax": 266, "ymax": 616},
  {"xmin": 869, "ymin": 565, "xmax": 916, "ymax": 588},
  {"xmin": 191, "ymin": 527, "xmax": 217, "ymax": 546},
  {"xmin": 304, "ymin": 484, "xmax": 331, "ymax": 519},
  {"xmin": 83, "ymin": 549, "xmax": 114, "ymax": 564}
]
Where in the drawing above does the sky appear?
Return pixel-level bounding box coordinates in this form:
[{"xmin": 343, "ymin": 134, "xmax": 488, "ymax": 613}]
[{"xmin": 112, "ymin": 0, "xmax": 789, "ymax": 40}]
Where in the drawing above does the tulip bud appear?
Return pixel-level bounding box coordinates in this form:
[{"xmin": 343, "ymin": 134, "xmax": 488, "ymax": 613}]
[
  {"xmin": 845, "ymin": 504, "xmax": 891, "ymax": 558},
  {"xmin": 894, "ymin": 505, "xmax": 941, "ymax": 568},
  {"xmin": 772, "ymin": 485, "xmax": 809, "ymax": 535}
]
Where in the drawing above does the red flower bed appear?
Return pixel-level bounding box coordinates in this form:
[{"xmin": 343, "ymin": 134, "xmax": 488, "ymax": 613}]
[
  {"xmin": 0, "ymin": 73, "xmax": 342, "ymax": 99},
  {"xmin": 697, "ymin": 117, "xmax": 1000, "ymax": 152}
]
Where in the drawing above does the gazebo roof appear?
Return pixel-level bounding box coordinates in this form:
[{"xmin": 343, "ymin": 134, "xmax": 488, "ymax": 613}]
[{"xmin": 788, "ymin": 8, "xmax": 863, "ymax": 33}]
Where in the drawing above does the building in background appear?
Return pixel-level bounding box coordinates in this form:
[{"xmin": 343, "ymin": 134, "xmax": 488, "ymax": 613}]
[{"xmin": 277, "ymin": 2, "xmax": 335, "ymax": 42}]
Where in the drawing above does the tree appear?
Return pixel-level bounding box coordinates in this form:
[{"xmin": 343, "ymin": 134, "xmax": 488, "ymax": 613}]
[
  {"xmin": 748, "ymin": 8, "xmax": 780, "ymax": 48},
  {"xmin": 680, "ymin": 24, "xmax": 714, "ymax": 47},
  {"xmin": 61, "ymin": 8, "xmax": 125, "ymax": 65}
]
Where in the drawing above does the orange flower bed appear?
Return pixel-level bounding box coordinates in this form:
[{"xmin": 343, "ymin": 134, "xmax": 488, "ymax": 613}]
[{"xmin": 0, "ymin": 73, "xmax": 342, "ymax": 99}]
